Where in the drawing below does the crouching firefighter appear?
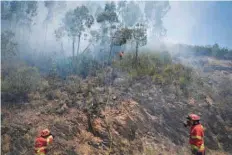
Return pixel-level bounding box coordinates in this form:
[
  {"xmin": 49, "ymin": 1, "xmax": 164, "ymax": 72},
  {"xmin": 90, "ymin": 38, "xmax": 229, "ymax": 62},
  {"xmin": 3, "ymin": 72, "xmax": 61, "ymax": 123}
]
[
  {"xmin": 34, "ymin": 129, "xmax": 54, "ymax": 155},
  {"xmin": 184, "ymin": 114, "xmax": 205, "ymax": 155}
]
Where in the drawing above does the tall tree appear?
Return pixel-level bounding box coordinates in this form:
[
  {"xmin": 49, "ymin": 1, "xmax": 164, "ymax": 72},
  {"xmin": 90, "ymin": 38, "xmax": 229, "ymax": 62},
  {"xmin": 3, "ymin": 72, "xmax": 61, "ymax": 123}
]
[
  {"xmin": 112, "ymin": 28, "xmax": 133, "ymax": 46},
  {"xmin": 44, "ymin": 1, "xmax": 56, "ymax": 23},
  {"xmin": 133, "ymin": 23, "xmax": 147, "ymax": 66},
  {"xmin": 1, "ymin": 1, "xmax": 38, "ymax": 51},
  {"xmin": 54, "ymin": 1, "xmax": 67, "ymax": 14},
  {"xmin": 1, "ymin": 31, "xmax": 18, "ymax": 77},
  {"xmin": 144, "ymin": 1, "xmax": 170, "ymax": 39},
  {"xmin": 97, "ymin": 2, "xmax": 118, "ymax": 31},
  {"xmin": 25, "ymin": 1, "xmax": 37, "ymax": 27},
  {"xmin": 2, "ymin": 1, "xmax": 37, "ymax": 31},
  {"xmin": 212, "ymin": 43, "xmax": 220, "ymax": 57},
  {"xmin": 117, "ymin": 0, "xmax": 127, "ymax": 23},
  {"xmin": 1, "ymin": 1, "xmax": 12, "ymax": 21},
  {"xmin": 23, "ymin": 1, "xmax": 38, "ymax": 49},
  {"xmin": 54, "ymin": 27, "xmax": 65, "ymax": 54},
  {"xmin": 8, "ymin": 1, "xmax": 25, "ymax": 29},
  {"xmin": 43, "ymin": 1, "xmax": 55, "ymax": 50},
  {"xmin": 1, "ymin": 31, "xmax": 18, "ymax": 59},
  {"xmin": 63, "ymin": 5, "xmax": 94, "ymax": 58},
  {"xmin": 118, "ymin": 1, "xmax": 142, "ymax": 28},
  {"xmin": 81, "ymin": 30, "xmax": 101, "ymax": 54},
  {"xmin": 97, "ymin": 2, "xmax": 119, "ymax": 62}
]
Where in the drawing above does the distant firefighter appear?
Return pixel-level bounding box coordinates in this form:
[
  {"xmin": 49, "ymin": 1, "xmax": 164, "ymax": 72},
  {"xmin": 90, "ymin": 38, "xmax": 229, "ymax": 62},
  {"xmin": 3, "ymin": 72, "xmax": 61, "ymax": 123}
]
[
  {"xmin": 34, "ymin": 129, "xmax": 54, "ymax": 155},
  {"xmin": 119, "ymin": 51, "xmax": 124, "ymax": 60}
]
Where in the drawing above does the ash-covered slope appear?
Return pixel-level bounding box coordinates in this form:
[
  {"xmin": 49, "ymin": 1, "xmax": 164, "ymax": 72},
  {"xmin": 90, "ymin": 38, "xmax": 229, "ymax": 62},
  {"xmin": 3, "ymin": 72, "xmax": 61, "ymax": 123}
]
[{"xmin": 2, "ymin": 64, "xmax": 232, "ymax": 155}]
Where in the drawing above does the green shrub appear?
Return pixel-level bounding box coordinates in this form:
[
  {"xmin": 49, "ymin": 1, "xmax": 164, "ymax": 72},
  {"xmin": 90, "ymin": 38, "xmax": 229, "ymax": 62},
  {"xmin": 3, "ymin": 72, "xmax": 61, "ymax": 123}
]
[
  {"xmin": 179, "ymin": 77, "xmax": 187, "ymax": 88},
  {"xmin": 114, "ymin": 51, "xmax": 193, "ymax": 87},
  {"xmin": 71, "ymin": 54, "xmax": 101, "ymax": 78},
  {"xmin": 113, "ymin": 51, "xmax": 169, "ymax": 77},
  {"xmin": 2, "ymin": 66, "xmax": 42, "ymax": 96},
  {"xmin": 152, "ymin": 74, "xmax": 165, "ymax": 85}
]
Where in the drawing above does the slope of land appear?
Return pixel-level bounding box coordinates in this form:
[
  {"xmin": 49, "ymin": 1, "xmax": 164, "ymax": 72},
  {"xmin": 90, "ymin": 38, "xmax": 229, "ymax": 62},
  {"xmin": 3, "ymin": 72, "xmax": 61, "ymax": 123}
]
[{"xmin": 2, "ymin": 52, "xmax": 232, "ymax": 155}]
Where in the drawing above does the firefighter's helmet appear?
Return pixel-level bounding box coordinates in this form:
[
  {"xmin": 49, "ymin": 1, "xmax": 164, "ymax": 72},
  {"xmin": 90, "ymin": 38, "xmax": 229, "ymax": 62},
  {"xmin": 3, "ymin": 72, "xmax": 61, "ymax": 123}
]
[
  {"xmin": 187, "ymin": 114, "xmax": 200, "ymax": 121},
  {"xmin": 40, "ymin": 129, "xmax": 50, "ymax": 137}
]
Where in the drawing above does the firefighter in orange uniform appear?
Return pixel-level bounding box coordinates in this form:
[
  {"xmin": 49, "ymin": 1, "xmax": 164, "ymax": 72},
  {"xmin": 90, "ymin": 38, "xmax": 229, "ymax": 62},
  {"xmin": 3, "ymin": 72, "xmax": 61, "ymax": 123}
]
[
  {"xmin": 119, "ymin": 51, "xmax": 124, "ymax": 60},
  {"xmin": 34, "ymin": 129, "xmax": 54, "ymax": 155},
  {"xmin": 184, "ymin": 114, "xmax": 205, "ymax": 155}
]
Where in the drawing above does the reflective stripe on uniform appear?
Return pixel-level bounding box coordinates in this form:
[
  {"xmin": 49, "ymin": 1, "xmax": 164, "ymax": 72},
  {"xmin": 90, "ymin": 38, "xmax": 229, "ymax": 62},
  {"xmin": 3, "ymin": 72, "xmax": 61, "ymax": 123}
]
[
  {"xmin": 47, "ymin": 138, "xmax": 50, "ymax": 145},
  {"xmin": 191, "ymin": 135, "xmax": 203, "ymax": 140},
  {"xmin": 199, "ymin": 144, "xmax": 205, "ymax": 151},
  {"xmin": 35, "ymin": 146, "xmax": 47, "ymax": 153},
  {"xmin": 46, "ymin": 136, "xmax": 53, "ymax": 145},
  {"xmin": 35, "ymin": 153, "xmax": 45, "ymax": 155},
  {"xmin": 191, "ymin": 144, "xmax": 205, "ymax": 151}
]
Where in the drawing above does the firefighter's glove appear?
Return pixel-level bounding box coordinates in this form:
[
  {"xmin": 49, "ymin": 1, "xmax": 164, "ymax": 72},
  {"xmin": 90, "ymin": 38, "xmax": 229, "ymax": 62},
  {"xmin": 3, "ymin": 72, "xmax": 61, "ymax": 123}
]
[
  {"xmin": 50, "ymin": 133, "xmax": 55, "ymax": 138},
  {"xmin": 191, "ymin": 148, "xmax": 198, "ymax": 154}
]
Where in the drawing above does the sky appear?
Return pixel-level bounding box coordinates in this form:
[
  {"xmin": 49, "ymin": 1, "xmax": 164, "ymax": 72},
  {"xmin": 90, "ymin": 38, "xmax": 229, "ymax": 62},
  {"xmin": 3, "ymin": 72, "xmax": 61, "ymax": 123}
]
[{"xmin": 163, "ymin": 1, "xmax": 232, "ymax": 49}]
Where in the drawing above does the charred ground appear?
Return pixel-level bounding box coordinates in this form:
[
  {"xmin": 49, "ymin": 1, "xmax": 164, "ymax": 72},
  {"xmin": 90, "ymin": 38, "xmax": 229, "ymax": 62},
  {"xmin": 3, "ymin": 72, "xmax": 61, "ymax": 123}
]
[{"xmin": 2, "ymin": 51, "xmax": 232, "ymax": 155}]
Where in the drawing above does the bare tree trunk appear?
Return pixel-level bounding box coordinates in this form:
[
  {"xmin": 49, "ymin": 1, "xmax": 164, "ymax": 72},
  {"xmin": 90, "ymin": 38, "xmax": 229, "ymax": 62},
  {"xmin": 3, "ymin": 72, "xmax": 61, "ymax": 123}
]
[
  {"xmin": 82, "ymin": 42, "xmax": 92, "ymax": 54},
  {"xmin": 108, "ymin": 23, "xmax": 114, "ymax": 65},
  {"xmin": 27, "ymin": 26, "xmax": 32, "ymax": 50},
  {"xmin": 135, "ymin": 41, "xmax": 139, "ymax": 67},
  {"xmin": 108, "ymin": 28, "xmax": 117, "ymax": 65},
  {"xmin": 14, "ymin": 17, "xmax": 17, "ymax": 33},
  {"xmin": 60, "ymin": 41, "xmax": 64, "ymax": 54},
  {"xmin": 72, "ymin": 37, "xmax": 76, "ymax": 59},
  {"xmin": 76, "ymin": 34, "xmax": 81, "ymax": 56},
  {"xmin": 43, "ymin": 23, "xmax": 48, "ymax": 55},
  {"xmin": 10, "ymin": 19, "xmax": 13, "ymax": 30},
  {"xmin": 19, "ymin": 26, "xmax": 22, "ymax": 44},
  {"xmin": 108, "ymin": 43, "xmax": 113, "ymax": 64}
]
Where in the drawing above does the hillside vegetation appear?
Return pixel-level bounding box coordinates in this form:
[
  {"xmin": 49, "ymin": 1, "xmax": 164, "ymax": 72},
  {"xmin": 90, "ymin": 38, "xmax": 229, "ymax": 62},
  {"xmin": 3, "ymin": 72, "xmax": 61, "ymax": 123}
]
[
  {"xmin": 1, "ymin": 1, "xmax": 232, "ymax": 155},
  {"xmin": 2, "ymin": 50, "xmax": 232, "ymax": 155},
  {"xmin": 172, "ymin": 43, "xmax": 232, "ymax": 60}
]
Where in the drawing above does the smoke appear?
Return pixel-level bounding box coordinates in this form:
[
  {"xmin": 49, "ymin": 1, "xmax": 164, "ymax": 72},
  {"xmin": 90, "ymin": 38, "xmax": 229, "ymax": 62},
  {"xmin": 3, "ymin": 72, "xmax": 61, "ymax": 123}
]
[
  {"xmin": 2, "ymin": 1, "xmax": 230, "ymax": 68},
  {"xmin": 2, "ymin": 1, "xmax": 167, "ymax": 58}
]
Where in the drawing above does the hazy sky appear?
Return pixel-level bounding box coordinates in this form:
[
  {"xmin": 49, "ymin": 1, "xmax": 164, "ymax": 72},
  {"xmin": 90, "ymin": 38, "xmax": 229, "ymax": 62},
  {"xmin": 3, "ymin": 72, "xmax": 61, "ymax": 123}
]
[{"xmin": 164, "ymin": 1, "xmax": 232, "ymax": 49}]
